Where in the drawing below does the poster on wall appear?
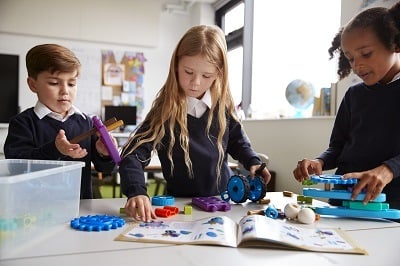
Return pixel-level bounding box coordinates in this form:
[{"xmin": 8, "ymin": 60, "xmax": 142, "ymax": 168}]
[
  {"xmin": 103, "ymin": 63, "xmax": 125, "ymax": 86},
  {"xmin": 101, "ymin": 50, "xmax": 146, "ymax": 123},
  {"xmin": 71, "ymin": 47, "xmax": 102, "ymax": 116}
]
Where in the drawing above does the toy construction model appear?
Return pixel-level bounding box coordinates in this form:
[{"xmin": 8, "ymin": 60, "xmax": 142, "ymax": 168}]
[
  {"xmin": 302, "ymin": 174, "xmax": 400, "ymax": 220},
  {"xmin": 70, "ymin": 116, "xmax": 123, "ymax": 164},
  {"xmin": 221, "ymin": 163, "xmax": 267, "ymax": 203}
]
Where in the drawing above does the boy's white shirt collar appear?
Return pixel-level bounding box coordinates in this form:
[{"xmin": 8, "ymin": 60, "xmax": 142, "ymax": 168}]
[
  {"xmin": 34, "ymin": 101, "xmax": 86, "ymax": 122},
  {"xmin": 187, "ymin": 89, "xmax": 212, "ymax": 118}
]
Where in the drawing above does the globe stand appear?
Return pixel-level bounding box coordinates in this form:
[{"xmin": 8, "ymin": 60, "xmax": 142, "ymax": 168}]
[{"xmin": 294, "ymin": 110, "xmax": 305, "ymax": 118}]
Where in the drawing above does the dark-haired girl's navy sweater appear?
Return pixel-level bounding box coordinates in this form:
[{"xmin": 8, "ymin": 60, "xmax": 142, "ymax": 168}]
[
  {"xmin": 4, "ymin": 108, "xmax": 116, "ymax": 199},
  {"xmin": 318, "ymin": 78, "xmax": 400, "ymax": 204},
  {"xmin": 119, "ymin": 110, "xmax": 261, "ymax": 198}
]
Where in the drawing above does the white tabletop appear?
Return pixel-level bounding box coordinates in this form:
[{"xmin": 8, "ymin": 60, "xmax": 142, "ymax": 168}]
[{"xmin": 1, "ymin": 192, "xmax": 400, "ymax": 266}]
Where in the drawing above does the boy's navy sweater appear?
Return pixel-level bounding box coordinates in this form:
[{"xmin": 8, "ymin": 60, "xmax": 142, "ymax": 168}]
[
  {"xmin": 4, "ymin": 108, "xmax": 115, "ymax": 199},
  {"xmin": 318, "ymin": 78, "xmax": 400, "ymax": 202},
  {"xmin": 119, "ymin": 110, "xmax": 261, "ymax": 198}
]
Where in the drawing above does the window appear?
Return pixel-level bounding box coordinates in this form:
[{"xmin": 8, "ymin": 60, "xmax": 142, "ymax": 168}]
[
  {"xmin": 216, "ymin": 0, "xmax": 341, "ymax": 119},
  {"xmin": 216, "ymin": 0, "xmax": 245, "ymax": 110}
]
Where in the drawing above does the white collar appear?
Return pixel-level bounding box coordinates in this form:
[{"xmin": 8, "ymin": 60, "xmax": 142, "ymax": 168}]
[
  {"xmin": 187, "ymin": 90, "xmax": 212, "ymax": 118},
  {"xmin": 34, "ymin": 101, "xmax": 86, "ymax": 122}
]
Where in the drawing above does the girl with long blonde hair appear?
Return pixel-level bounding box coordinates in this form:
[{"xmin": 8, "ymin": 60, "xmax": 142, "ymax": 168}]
[{"xmin": 119, "ymin": 25, "xmax": 271, "ymax": 221}]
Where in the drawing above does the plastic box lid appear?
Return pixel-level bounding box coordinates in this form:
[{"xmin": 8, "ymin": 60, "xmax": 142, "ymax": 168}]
[{"xmin": 0, "ymin": 159, "xmax": 85, "ymax": 183}]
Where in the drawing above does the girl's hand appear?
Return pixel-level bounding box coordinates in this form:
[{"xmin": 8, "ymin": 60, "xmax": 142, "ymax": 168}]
[
  {"xmin": 343, "ymin": 164, "xmax": 394, "ymax": 204},
  {"xmin": 293, "ymin": 158, "xmax": 323, "ymax": 183},
  {"xmin": 125, "ymin": 195, "xmax": 156, "ymax": 222},
  {"xmin": 249, "ymin": 163, "xmax": 271, "ymax": 185},
  {"xmin": 55, "ymin": 129, "xmax": 88, "ymax": 158}
]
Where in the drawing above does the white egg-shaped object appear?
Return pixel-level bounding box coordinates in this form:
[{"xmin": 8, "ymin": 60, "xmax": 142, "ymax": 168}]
[
  {"xmin": 297, "ymin": 208, "xmax": 315, "ymax": 224},
  {"xmin": 284, "ymin": 203, "xmax": 300, "ymax": 219}
]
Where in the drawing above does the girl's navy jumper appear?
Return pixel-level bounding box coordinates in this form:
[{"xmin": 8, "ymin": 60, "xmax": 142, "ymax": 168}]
[
  {"xmin": 318, "ymin": 78, "xmax": 400, "ymax": 204},
  {"xmin": 119, "ymin": 110, "xmax": 261, "ymax": 198}
]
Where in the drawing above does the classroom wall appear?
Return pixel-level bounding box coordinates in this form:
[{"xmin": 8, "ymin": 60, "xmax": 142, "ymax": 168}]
[
  {"xmin": 0, "ymin": 0, "xmax": 214, "ymax": 154},
  {"xmin": 241, "ymin": 117, "xmax": 336, "ymax": 194}
]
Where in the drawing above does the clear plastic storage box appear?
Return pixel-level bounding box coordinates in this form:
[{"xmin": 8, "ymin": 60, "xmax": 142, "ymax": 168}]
[{"xmin": 0, "ymin": 159, "xmax": 84, "ymax": 257}]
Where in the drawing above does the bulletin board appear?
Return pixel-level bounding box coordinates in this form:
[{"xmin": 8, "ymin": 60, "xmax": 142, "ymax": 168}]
[
  {"xmin": 71, "ymin": 47, "xmax": 102, "ymax": 116},
  {"xmin": 101, "ymin": 50, "xmax": 146, "ymax": 123}
]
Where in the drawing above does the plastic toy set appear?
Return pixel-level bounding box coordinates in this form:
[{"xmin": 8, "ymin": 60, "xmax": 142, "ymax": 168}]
[
  {"xmin": 221, "ymin": 163, "xmax": 267, "ymax": 203},
  {"xmin": 303, "ymin": 174, "xmax": 400, "ymax": 220}
]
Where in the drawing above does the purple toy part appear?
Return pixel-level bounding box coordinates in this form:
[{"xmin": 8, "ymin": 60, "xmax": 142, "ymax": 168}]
[
  {"xmin": 192, "ymin": 196, "xmax": 231, "ymax": 212},
  {"xmin": 92, "ymin": 116, "xmax": 121, "ymax": 164}
]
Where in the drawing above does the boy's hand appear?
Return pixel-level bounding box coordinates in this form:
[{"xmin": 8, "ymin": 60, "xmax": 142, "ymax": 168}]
[
  {"xmin": 55, "ymin": 129, "xmax": 88, "ymax": 158},
  {"xmin": 125, "ymin": 195, "xmax": 156, "ymax": 222},
  {"xmin": 293, "ymin": 158, "xmax": 323, "ymax": 183},
  {"xmin": 343, "ymin": 164, "xmax": 394, "ymax": 204},
  {"xmin": 95, "ymin": 134, "xmax": 118, "ymax": 157}
]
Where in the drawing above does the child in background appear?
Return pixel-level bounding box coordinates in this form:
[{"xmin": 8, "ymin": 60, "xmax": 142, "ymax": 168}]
[
  {"xmin": 119, "ymin": 25, "xmax": 271, "ymax": 221},
  {"xmin": 4, "ymin": 44, "xmax": 116, "ymax": 199},
  {"xmin": 293, "ymin": 3, "xmax": 400, "ymax": 208}
]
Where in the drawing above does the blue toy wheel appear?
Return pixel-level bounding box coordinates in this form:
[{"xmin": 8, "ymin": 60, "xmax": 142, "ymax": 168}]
[
  {"xmin": 227, "ymin": 175, "xmax": 249, "ymax": 203},
  {"xmin": 247, "ymin": 175, "xmax": 267, "ymax": 202}
]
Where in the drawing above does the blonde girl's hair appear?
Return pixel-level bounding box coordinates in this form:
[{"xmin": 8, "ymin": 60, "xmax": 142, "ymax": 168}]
[{"xmin": 121, "ymin": 25, "xmax": 238, "ymax": 182}]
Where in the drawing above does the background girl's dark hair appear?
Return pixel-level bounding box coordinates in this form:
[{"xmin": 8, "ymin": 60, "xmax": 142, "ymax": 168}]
[{"xmin": 328, "ymin": 2, "xmax": 400, "ymax": 79}]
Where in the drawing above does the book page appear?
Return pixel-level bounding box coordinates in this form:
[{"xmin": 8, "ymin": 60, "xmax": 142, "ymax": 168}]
[
  {"xmin": 237, "ymin": 215, "xmax": 366, "ymax": 254},
  {"xmin": 115, "ymin": 216, "xmax": 238, "ymax": 247}
]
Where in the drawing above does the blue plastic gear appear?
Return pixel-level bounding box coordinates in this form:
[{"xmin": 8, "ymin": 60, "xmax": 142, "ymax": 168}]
[
  {"xmin": 247, "ymin": 175, "xmax": 267, "ymax": 202},
  {"xmin": 70, "ymin": 215, "xmax": 125, "ymax": 232},
  {"xmin": 227, "ymin": 175, "xmax": 249, "ymax": 203},
  {"xmin": 310, "ymin": 174, "xmax": 358, "ymax": 185}
]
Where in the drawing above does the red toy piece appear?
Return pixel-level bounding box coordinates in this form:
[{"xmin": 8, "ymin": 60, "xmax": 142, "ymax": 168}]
[{"xmin": 155, "ymin": 206, "xmax": 179, "ymax": 217}]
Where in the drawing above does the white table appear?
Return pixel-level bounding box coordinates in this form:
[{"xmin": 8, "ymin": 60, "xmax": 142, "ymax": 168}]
[{"xmin": 1, "ymin": 193, "xmax": 400, "ymax": 266}]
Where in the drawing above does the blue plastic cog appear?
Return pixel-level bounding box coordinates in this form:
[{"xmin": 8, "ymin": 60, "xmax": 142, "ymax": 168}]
[
  {"xmin": 70, "ymin": 215, "xmax": 125, "ymax": 232},
  {"xmin": 310, "ymin": 174, "xmax": 358, "ymax": 185}
]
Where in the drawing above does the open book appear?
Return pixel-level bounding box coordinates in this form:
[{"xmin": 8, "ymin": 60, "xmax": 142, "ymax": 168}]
[{"xmin": 115, "ymin": 214, "xmax": 367, "ymax": 255}]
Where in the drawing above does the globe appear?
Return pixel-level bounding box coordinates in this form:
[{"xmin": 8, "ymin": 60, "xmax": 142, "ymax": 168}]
[{"xmin": 285, "ymin": 79, "xmax": 315, "ymax": 114}]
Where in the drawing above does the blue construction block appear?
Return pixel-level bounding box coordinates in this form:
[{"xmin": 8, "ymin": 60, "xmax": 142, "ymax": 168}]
[
  {"xmin": 303, "ymin": 188, "xmax": 387, "ymax": 202},
  {"xmin": 342, "ymin": 201, "xmax": 389, "ymax": 211},
  {"xmin": 314, "ymin": 206, "xmax": 400, "ymax": 220},
  {"xmin": 310, "ymin": 174, "xmax": 358, "ymax": 185}
]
